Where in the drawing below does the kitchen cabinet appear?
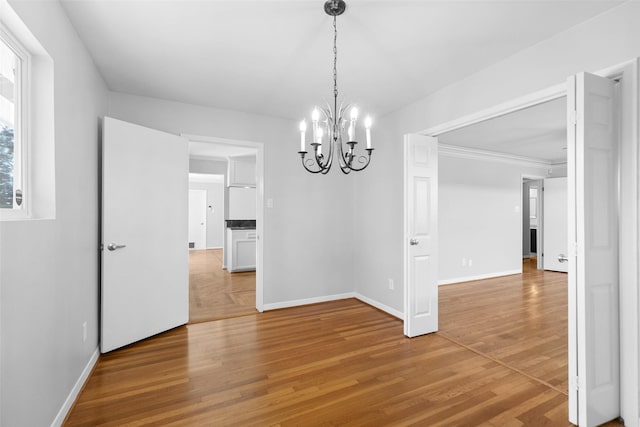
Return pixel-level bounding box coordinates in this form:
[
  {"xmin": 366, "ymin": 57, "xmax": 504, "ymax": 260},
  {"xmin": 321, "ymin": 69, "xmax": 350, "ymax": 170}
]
[
  {"xmin": 227, "ymin": 157, "xmax": 256, "ymax": 187},
  {"xmin": 228, "ymin": 187, "xmax": 256, "ymax": 220},
  {"xmin": 227, "ymin": 228, "xmax": 256, "ymax": 272}
]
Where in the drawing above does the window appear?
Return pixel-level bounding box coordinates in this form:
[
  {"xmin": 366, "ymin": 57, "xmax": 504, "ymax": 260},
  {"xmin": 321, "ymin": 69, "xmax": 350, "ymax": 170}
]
[
  {"xmin": 1, "ymin": 1, "xmax": 55, "ymax": 221},
  {"xmin": 0, "ymin": 26, "xmax": 27, "ymax": 216}
]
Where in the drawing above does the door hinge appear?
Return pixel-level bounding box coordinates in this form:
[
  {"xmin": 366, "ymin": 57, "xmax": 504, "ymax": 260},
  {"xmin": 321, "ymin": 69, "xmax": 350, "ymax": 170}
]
[
  {"xmin": 570, "ymin": 110, "xmax": 577, "ymax": 125},
  {"xmin": 570, "ymin": 375, "xmax": 580, "ymax": 391}
]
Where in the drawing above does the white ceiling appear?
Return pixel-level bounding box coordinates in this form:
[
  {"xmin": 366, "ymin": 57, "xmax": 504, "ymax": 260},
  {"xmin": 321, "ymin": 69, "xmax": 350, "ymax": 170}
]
[
  {"xmin": 60, "ymin": 0, "xmax": 622, "ymax": 122},
  {"xmin": 438, "ymin": 96, "xmax": 567, "ymax": 163}
]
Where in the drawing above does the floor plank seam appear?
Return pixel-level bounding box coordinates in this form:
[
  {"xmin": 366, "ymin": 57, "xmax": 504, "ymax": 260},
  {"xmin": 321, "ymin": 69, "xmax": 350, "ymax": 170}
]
[{"xmin": 436, "ymin": 331, "xmax": 568, "ymax": 397}]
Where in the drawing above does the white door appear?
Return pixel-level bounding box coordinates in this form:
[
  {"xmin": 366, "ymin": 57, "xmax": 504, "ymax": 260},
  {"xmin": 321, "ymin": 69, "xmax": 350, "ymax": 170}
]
[
  {"xmin": 404, "ymin": 134, "xmax": 438, "ymax": 337},
  {"xmin": 188, "ymin": 189, "xmax": 207, "ymax": 249},
  {"xmin": 567, "ymin": 72, "xmax": 619, "ymax": 426},
  {"xmin": 102, "ymin": 117, "xmax": 189, "ymax": 353},
  {"xmin": 542, "ymin": 177, "xmax": 568, "ymax": 273}
]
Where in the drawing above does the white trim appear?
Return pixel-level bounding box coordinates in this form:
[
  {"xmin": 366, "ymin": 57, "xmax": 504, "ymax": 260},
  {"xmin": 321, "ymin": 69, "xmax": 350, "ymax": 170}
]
[
  {"xmin": 189, "ymin": 155, "xmax": 228, "ymax": 162},
  {"xmin": 423, "ymin": 84, "xmax": 566, "ymax": 137},
  {"xmin": 438, "ymin": 270, "xmax": 522, "ymax": 286},
  {"xmin": 262, "ymin": 292, "xmax": 355, "ymax": 311},
  {"xmin": 439, "ymin": 144, "xmax": 552, "ymax": 169},
  {"xmin": 402, "ymin": 135, "xmax": 409, "ymax": 336},
  {"xmin": 0, "ymin": 19, "xmax": 31, "ymax": 220},
  {"xmin": 422, "ymin": 59, "xmax": 638, "ymax": 139},
  {"xmin": 206, "ymin": 246, "xmax": 223, "ymax": 250},
  {"xmin": 354, "ymin": 293, "xmax": 403, "ymax": 319},
  {"xmin": 51, "ymin": 348, "xmax": 99, "ymax": 427},
  {"xmin": 615, "ymin": 59, "xmax": 639, "ymax": 427},
  {"xmin": 182, "ymin": 133, "xmax": 265, "ymax": 313}
]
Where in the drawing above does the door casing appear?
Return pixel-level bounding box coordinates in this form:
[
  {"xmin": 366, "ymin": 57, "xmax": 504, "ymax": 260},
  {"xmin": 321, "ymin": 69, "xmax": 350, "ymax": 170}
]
[{"xmin": 183, "ymin": 134, "xmax": 265, "ymax": 313}]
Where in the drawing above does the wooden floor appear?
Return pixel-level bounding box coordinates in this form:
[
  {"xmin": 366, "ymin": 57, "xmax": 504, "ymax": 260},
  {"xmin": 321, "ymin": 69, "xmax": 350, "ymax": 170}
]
[
  {"xmin": 189, "ymin": 249, "xmax": 256, "ymax": 323},
  {"xmin": 439, "ymin": 257, "xmax": 569, "ymax": 395},
  {"xmin": 65, "ymin": 260, "xmax": 596, "ymax": 426}
]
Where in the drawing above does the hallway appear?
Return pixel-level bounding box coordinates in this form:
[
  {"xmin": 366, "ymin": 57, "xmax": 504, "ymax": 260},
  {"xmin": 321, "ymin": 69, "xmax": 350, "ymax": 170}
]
[{"xmin": 189, "ymin": 249, "xmax": 256, "ymax": 323}]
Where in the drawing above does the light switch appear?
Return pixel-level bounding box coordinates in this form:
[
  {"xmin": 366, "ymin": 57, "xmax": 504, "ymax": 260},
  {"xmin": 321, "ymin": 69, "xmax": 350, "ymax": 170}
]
[
  {"xmin": 514, "ymin": 205, "xmax": 520, "ymax": 213},
  {"xmin": 267, "ymin": 198, "xmax": 273, "ymax": 208}
]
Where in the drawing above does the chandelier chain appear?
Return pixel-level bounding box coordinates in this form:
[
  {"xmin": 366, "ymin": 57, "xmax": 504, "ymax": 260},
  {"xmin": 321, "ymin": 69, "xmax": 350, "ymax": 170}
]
[{"xmin": 333, "ymin": 15, "xmax": 338, "ymax": 102}]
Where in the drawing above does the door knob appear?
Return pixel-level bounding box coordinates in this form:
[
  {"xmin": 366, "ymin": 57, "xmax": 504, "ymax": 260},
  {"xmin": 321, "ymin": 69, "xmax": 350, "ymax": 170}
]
[
  {"xmin": 107, "ymin": 243, "xmax": 127, "ymax": 251},
  {"xmin": 558, "ymin": 254, "xmax": 569, "ymax": 263},
  {"xmin": 409, "ymin": 238, "xmax": 419, "ymax": 246}
]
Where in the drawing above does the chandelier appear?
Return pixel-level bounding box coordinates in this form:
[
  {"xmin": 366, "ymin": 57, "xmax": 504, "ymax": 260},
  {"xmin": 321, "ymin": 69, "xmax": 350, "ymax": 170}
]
[{"xmin": 297, "ymin": 0, "xmax": 374, "ymax": 174}]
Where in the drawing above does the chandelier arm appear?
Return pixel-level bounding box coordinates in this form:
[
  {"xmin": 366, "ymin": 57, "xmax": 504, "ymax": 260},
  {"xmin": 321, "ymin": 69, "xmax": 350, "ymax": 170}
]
[
  {"xmin": 345, "ymin": 149, "xmax": 374, "ymax": 172},
  {"xmin": 303, "ymin": 162, "xmax": 325, "ymax": 174},
  {"xmin": 299, "ymin": 152, "xmax": 328, "ymax": 174},
  {"xmin": 321, "ymin": 107, "xmax": 335, "ymax": 171},
  {"xmin": 336, "ymin": 133, "xmax": 350, "ymax": 170}
]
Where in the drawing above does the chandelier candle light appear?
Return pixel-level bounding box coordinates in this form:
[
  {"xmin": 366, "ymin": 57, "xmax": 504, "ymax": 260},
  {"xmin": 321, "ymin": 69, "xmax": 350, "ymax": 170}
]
[{"xmin": 297, "ymin": 0, "xmax": 374, "ymax": 174}]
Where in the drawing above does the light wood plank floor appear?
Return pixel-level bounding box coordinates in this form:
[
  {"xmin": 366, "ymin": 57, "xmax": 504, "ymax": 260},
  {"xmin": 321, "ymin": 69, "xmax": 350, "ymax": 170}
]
[
  {"xmin": 65, "ymin": 261, "xmax": 623, "ymax": 426},
  {"xmin": 189, "ymin": 249, "xmax": 256, "ymax": 323},
  {"xmin": 439, "ymin": 258, "xmax": 569, "ymax": 395}
]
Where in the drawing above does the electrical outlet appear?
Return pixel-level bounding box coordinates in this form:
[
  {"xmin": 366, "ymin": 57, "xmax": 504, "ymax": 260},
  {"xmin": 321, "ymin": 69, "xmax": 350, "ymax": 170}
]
[
  {"xmin": 462, "ymin": 258, "xmax": 467, "ymax": 267},
  {"xmin": 388, "ymin": 279, "xmax": 394, "ymax": 290},
  {"xmin": 267, "ymin": 198, "xmax": 274, "ymax": 208},
  {"xmin": 468, "ymin": 259, "xmax": 473, "ymax": 267},
  {"xmin": 82, "ymin": 321, "xmax": 87, "ymax": 343}
]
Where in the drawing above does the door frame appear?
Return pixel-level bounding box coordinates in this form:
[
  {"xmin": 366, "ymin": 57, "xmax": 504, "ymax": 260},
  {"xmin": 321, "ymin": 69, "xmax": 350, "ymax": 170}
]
[
  {"xmin": 410, "ymin": 58, "xmax": 638, "ymax": 425},
  {"xmin": 182, "ymin": 134, "xmax": 265, "ymax": 313},
  {"xmin": 521, "ymin": 175, "xmax": 546, "ymax": 269}
]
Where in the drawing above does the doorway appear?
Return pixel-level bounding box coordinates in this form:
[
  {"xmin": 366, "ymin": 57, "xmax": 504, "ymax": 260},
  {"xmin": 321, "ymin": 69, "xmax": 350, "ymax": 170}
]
[
  {"xmin": 522, "ymin": 177, "xmax": 544, "ymax": 269},
  {"xmin": 185, "ymin": 135, "xmax": 264, "ymax": 321},
  {"xmin": 435, "ymin": 96, "xmax": 570, "ymax": 395},
  {"xmin": 407, "ymin": 61, "xmax": 639, "ymax": 425}
]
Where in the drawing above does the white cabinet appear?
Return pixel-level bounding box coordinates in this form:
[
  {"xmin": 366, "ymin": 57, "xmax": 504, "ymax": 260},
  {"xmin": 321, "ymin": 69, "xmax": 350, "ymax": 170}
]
[
  {"xmin": 228, "ymin": 187, "xmax": 256, "ymax": 220},
  {"xmin": 227, "ymin": 157, "xmax": 256, "ymax": 187},
  {"xmin": 227, "ymin": 229, "xmax": 256, "ymax": 272}
]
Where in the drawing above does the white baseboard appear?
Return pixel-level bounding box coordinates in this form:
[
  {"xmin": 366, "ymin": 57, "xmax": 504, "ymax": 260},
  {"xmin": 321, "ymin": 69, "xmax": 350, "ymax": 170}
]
[
  {"xmin": 354, "ymin": 293, "xmax": 403, "ymax": 320},
  {"xmin": 438, "ymin": 269, "xmax": 522, "ymax": 286},
  {"xmin": 51, "ymin": 347, "xmax": 99, "ymax": 427},
  {"xmin": 262, "ymin": 292, "xmax": 355, "ymax": 311},
  {"xmin": 206, "ymin": 246, "xmax": 222, "ymax": 250},
  {"xmin": 262, "ymin": 292, "xmax": 404, "ymax": 321}
]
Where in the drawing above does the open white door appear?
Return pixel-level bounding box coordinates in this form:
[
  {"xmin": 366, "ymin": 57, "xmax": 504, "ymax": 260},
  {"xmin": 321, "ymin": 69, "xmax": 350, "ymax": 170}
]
[
  {"xmin": 542, "ymin": 177, "xmax": 568, "ymax": 273},
  {"xmin": 567, "ymin": 73, "xmax": 620, "ymax": 425},
  {"xmin": 188, "ymin": 189, "xmax": 207, "ymax": 250},
  {"xmin": 102, "ymin": 117, "xmax": 189, "ymax": 353},
  {"xmin": 404, "ymin": 134, "xmax": 438, "ymax": 337}
]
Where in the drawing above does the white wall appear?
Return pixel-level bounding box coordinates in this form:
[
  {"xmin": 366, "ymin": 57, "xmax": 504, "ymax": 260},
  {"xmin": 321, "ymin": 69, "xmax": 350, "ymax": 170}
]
[
  {"xmin": 189, "ymin": 181, "xmax": 225, "ymax": 248},
  {"xmin": 439, "ymin": 155, "xmax": 547, "ymax": 283},
  {"xmin": 108, "ymin": 92, "xmax": 356, "ymax": 305},
  {"xmin": 190, "ymin": 158, "xmax": 227, "ymax": 176},
  {"xmin": 0, "ymin": 1, "xmax": 108, "ymax": 425},
  {"xmin": 354, "ymin": 1, "xmax": 640, "ymax": 309}
]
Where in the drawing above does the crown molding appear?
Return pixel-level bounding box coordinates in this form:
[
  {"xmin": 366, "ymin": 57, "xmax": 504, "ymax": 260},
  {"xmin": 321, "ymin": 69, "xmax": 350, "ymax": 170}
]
[{"xmin": 438, "ymin": 144, "xmax": 553, "ymax": 169}]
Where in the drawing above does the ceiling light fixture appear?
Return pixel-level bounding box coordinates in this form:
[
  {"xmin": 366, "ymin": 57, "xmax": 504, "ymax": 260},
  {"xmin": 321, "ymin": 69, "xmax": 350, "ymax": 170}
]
[{"xmin": 297, "ymin": 0, "xmax": 374, "ymax": 174}]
